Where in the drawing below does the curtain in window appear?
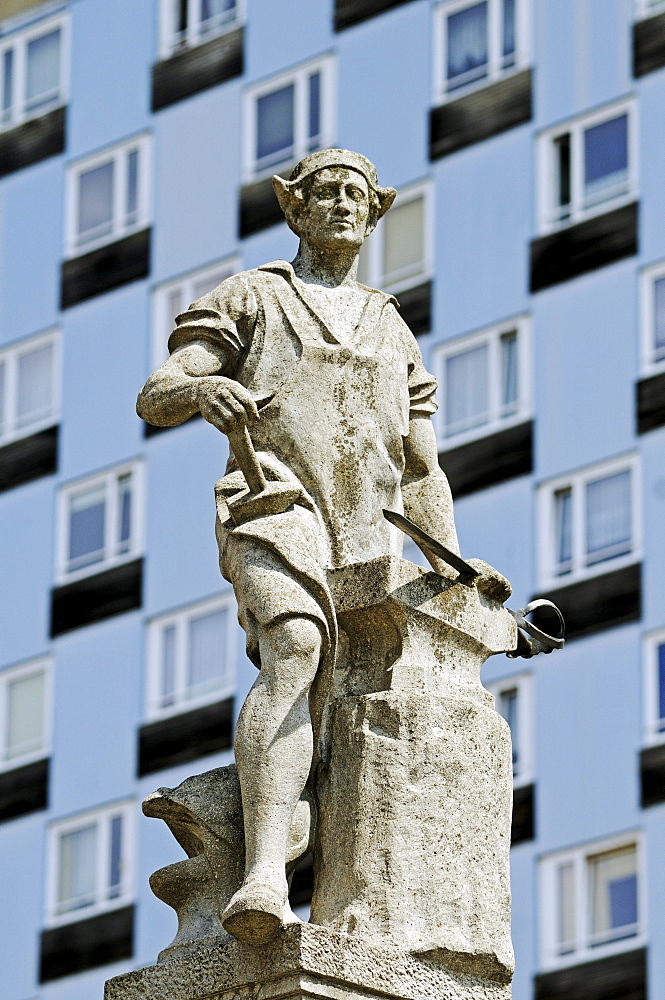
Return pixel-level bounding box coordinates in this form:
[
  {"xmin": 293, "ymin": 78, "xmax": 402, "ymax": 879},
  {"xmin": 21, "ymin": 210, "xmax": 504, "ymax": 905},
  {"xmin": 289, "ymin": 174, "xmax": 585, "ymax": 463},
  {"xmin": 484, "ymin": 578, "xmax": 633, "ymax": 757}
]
[
  {"xmin": 658, "ymin": 643, "xmax": 665, "ymax": 726},
  {"xmin": 445, "ymin": 344, "xmax": 488, "ymax": 435},
  {"xmin": 583, "ymin": 114, "xmax": 628, "ymax": 207},
  {"xmin": 16, "ymin": 342, "xmax": 53, "ymax": 429},
  {"xmin": 5, "ymin": 671, "xmax": 44, "ymax": 759},
  {"xmin": 25, "ymin": 29, "xmax": 60, "ymax": 110},
  {"xmin": 502, "ymin": 0, "xmax": 516, "ymax": 61},
  {"xmin": 654, "ymin": 276, "xmax": 665, "ymax": 358},
  {"xmin": 108, "ymin": 815, "xmax": 123, "ymax": 897},
  {"xmin": 78, "ymin": 161, "xmax": 114, "ymax": 241},
  {"xmin": 58, "ymin": 825, "xmax": 97, "ymax": 911},
  {"xmin": 383, "ymin": 198, "xmax": 423, "ymax": 286},
  {"xmin": 589, "ymin": 847, "xmax": 637, "ymax": 937},
  {"xmin": 557, "ymin": 862, "xmax": 575, "ymax": 953},
  {"xmin": 308, "ymin": 72, "xmax": 321, "ymax": 148},
  {"xmin": 498, "ymin": 688, "xmax": 519, "ymax": 769},
  {"xmin": 187, "ymin": 609, "xmax": 227, "ymax": 696},
  {"xmin": 0, "ymin": 359, "xmax": 5, "ymax": 436},
  {"xmin": 200, "ymin": 0, "xmax": 236, "ymax": 27},
  {"xmin": 553, "ymin": 488, "xmax": 572, "ymax": 573},
  {"xmin": 69, "ymin": 486, "xmax": 106, "ymax": 568},
  {"xmin": 446, "ymin": 2, "xmax": 488, "ymax": 87},
  {"xmin": 585, "ymin": 470, "xmax": 631, "ymax": 563},
  {"xmin": 256, "ymin": 85, "xmax": 294, "ymax": 166},
  {"xmin": 2, "ymin": 50, "xmax": 14, "ymax": 121},
  {"xmin": 159, "ymin": 625, "xmax": 177, "ymax": 707},
  {"xmin": 117, "ymin": 474, "xmax": 132, "ymax": 551},
  {"xmin": 126, "ymin": 150, "xmax": 139, "ymax": 224}
]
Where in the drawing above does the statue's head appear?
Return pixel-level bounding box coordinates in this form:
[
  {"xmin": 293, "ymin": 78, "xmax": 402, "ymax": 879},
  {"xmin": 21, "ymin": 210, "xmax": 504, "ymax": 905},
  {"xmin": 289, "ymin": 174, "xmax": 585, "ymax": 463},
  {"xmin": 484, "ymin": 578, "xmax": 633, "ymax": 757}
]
[{"xmin": 272, "ymin": 149, "xmax": 396, "ymax": 251}]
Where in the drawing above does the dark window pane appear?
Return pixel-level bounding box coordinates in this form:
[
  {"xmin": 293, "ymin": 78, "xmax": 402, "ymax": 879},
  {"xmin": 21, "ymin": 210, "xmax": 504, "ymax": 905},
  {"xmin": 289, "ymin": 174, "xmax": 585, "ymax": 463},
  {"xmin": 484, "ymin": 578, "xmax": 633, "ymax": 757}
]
[
  {"xmin": 308, "ymin": 71, "xmax": 320, "ymax": 142},
  {"xmin": 654, "ymin": 276, "xmax": 665, "ymax": 356},
  {"xmin": 69, "ymin": 490, "xmax": 106, "ymax": 567},
  {"xmin": 584, "ymin": 114, "xmax": 628, "ymax": 206},
  {"xmin": 256, "ymin": 84, "xmax": 294, "ymax": 165},
  {"xmin": 78, "ymin": 161, "xmax": 114, "ymax": 241},
  {"xmin": 447, "ymin": 2, "xmax": 488, "ymax": 88},
  {"xmin": 554, "ymin": 133, "xmax": 571, "ymax": 214},
  {"xmin": 108, "ymin": 815, "xmax": 123, "ymax": 896},
  {"xmin": 609, "ymin": 874, "xmax": 638, "ymax": 929},
  {"xmin": 126, "ymin": 150, "xmax": 138, "ymax": 221},
  {"xmin": 503, "ymin": 0, "xmax": 516, "ymax": 60},
  {"xmin": 2, "ymin": 49, "xmax": 13, "ymax": 121},
  {"xmin": 658, "ymin": 643, "xmax": 665, "ymax": 724}
]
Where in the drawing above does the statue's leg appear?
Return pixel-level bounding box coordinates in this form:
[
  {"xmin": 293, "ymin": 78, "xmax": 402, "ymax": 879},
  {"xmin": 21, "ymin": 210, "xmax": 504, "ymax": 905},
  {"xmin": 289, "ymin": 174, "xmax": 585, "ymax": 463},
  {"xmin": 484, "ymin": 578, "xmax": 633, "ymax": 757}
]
[{"xmin": 221, "ymin": 613, "xmax": 322, "ymax": 944}]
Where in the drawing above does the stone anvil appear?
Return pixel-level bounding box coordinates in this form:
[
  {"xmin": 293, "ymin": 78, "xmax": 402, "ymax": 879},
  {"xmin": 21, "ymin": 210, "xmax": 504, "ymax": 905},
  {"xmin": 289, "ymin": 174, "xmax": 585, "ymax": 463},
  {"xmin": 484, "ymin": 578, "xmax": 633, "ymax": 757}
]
[{"xmin": 108, "ymin": 555, "xmax": 518, "ymax": 1000}]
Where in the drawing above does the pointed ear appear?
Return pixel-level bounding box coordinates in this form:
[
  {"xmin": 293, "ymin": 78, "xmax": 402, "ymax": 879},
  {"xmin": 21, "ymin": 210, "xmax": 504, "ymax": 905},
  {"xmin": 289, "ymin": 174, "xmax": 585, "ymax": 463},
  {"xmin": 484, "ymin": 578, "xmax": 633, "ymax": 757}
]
[
  {"xmin": 272, "ymin": 175, "xmax": 296, "ymax": 217},
  {"xmin": 376, "ymin": 186, "xmax": 397, "ymax": 221}
]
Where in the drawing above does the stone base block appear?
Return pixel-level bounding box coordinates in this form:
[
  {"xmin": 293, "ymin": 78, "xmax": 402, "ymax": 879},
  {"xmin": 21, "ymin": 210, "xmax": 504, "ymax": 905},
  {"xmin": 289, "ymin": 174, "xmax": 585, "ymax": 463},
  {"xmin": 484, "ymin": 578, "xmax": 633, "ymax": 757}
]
[{"xmin": 104, "ymin": 923, "xmax": 511, "ymax": 1000}]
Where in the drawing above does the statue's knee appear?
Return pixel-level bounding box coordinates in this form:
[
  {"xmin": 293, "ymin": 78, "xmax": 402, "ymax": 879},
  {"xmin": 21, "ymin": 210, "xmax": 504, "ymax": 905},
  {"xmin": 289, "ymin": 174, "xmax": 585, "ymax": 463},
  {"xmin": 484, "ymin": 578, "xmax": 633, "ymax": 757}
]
[{"xmin": 267, "ymin": 615, "xmax": 322, "ymax": 663}]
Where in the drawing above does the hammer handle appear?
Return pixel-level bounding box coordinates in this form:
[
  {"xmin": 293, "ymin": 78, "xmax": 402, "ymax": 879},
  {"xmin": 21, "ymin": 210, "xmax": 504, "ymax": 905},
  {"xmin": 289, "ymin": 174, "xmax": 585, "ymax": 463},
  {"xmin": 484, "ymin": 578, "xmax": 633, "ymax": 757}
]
[{"xmin": 228, "ymin": 425, "xmax": 267, "ymax": 495}]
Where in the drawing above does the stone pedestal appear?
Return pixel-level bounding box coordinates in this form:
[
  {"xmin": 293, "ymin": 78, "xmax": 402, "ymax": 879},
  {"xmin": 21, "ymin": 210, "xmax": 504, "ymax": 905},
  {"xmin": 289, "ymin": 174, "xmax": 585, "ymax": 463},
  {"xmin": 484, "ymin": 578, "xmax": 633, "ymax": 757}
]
[{"xmin": 104, "ymin": 922, "xmax": 512, "ymax": 1000}]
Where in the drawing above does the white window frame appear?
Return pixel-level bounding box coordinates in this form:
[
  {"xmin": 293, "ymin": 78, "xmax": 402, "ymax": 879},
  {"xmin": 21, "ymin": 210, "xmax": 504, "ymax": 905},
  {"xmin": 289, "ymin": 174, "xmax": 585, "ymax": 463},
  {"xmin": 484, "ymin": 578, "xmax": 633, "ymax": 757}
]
[
  {"xmin": 243, "ymin": 54, "xmax": 335, "ymax": 182},
  {"xmin": 0, "ymin": 328, "xmax": 60, "ymax": 447},
  {"xmin": 151, "ymin": 256, "xmax": 240, "ymax": 370},
  {"xmin": 0, "ymin": 9, "xmax": 69, "ymax": 132},
  {"xmin": 539, "ymin": 832, "xmax": 645, "ymax": 971},
  {"xmin": 55, "ymin": 461, "xmax": 144, "ymax": 585},
  {"xmin": 536, "ymin": 98, "xmax": 637, "ymax": 235},
  {"xmin": 46, "ymin": 800, "xmax": 135, "ymax": 927},
  {"xmin": 357, "ymin": 181, "xmax": 432, "ymax": 295},
  {"xmin": 0, "ymin": 656, "xmax": 52, "ymax": 772},
  {"xmin": 643, "ymin": 627, "xmax": 665, "ymax": 746},
  {"xmin": 432, "ymin": 314, "xmax": 531, "ymax": 447},
  {"xmin": 635, "ymin": 0, "xmax": 665, "ymax": 18},
  {"xmin": 433, "ymin": 0, "xmax": 530, "ymax": 104},
  {"xmin": 65, "ymin": 133, "xmax": 152, "ymax": 257},
  {"xmin": 145, "ymin": 592, "xmax": 237, "ymax": 721},
  {"xmin": 486, "ymin": 672, "xmax": 533, "ymax": 787},
  {"xmin": 158, "ymin": 0, "xmax": 244, "ymax": 59},
  {"xmin": 537, "ymin": 454, "xmax": 641, "ymax": 591},
  {"xmin": 639, "ymin": 259, "xmax": 665, "ymax": 376}
]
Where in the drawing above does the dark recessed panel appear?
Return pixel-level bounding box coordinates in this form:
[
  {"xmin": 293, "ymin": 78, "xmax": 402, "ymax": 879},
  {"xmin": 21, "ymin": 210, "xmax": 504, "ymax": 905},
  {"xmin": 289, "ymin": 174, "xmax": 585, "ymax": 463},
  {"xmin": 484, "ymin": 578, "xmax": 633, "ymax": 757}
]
[
  {"xmin": 50, "ymin": 559, "xmax": 143, "ymax": 638},
  {"xmin": 429, "ymin": 69, "xmax": 532, "ymax": 160},
  {"xmin": 334, "ymin": 0, "xmax": 414, "ymax": 32},
  {"xmin": 636, "ymin": 369, "xmax": 665, "ymax": 435},
  {"xmin": 60, "ymin": 228, "xmax": 151, "ymax": 309},
  {"xmin": 640, "ymin": 743, "xmax": 665, "ymax": 808},
  {"xmin": 529, "ymin": 202, "xmax": 638, "ymax": 293},
  {"xmin": 39, "ymin": 905, "xmax": 134, "ymax": 982},
  {"xmin": 151, "ymin": 26, "xmax": 244, "ymax": 111},
  {"xmin": 633, "ymin": 11, "xmax": 665, "ymax": 78},
  {"xmin": 138, "ymin": 696, "xmax": 234, "ymax": 776},
  {"xmin": 533, "ymin": 563, "xmax": 641, "ymax": 642},
  {"xmin": 239, "ymin": 176, "xmax": 284, "ymax": 239},
  {"xmin": 438, "ymin": 420, "xmax": 533, "ymax": 499},
  {"xmin": 289, "ymin": 854, "xmax": 314, "ymax": 907},
  {"xmin": 0, "ymin": 425, "xmax": 58, "ymax": 494},
  {"xmin": 0, "ymin": 757, "xmax": 49, "ymax": 824},
  {"xmin": 534, "ymin": 946, "xmax": 646, "ymax": 1000},
  {"xmin": 0, "ymin": 106, "xmax": 66, "ymax": 179},
  {"xmin": 396, "ymin": 280, "xmax": 432, "ymax": 336},
  {"xmin": 142, "ymin": 412, "xmax": 203, "ymax": 438},
  {"xmin": 511, "ymin": 782, "xmax": 534, "ymax": 845}
]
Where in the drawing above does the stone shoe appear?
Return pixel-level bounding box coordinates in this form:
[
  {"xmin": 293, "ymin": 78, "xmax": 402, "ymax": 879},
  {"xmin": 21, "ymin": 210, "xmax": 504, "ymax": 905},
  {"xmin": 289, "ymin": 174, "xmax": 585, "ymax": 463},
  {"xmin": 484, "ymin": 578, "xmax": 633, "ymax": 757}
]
[{"xmin": 221, "ymin": 881, "xmax": 287, "ymax": 945}]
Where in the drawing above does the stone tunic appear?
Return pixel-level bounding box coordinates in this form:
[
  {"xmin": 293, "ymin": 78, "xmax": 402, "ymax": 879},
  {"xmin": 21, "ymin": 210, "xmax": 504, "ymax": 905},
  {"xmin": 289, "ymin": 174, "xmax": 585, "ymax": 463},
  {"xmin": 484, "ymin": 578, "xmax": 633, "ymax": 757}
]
[{"xmin": 169, "ymin": 261, "xmax": 438, "ymax": 689}]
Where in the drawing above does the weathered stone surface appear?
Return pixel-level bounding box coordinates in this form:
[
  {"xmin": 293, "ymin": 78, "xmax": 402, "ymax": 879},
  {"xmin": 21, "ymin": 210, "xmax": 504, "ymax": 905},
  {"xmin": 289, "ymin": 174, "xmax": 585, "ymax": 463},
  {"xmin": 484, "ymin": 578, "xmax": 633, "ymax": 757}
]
[{"xmin": 104, "ymin": 922, "xmax": 512, "ymax": 1000}]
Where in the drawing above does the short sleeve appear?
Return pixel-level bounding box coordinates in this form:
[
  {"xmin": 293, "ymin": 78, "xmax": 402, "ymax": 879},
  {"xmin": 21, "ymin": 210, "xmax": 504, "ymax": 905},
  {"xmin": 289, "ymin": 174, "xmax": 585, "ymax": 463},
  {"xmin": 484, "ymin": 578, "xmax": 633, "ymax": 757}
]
[
  {"xmin": 167, "ymin": 272, "xmax": 258, "ymax": 373},
  {"xmin": 407, "ymin": 342, "xmax": 438, "ymax": 417}
]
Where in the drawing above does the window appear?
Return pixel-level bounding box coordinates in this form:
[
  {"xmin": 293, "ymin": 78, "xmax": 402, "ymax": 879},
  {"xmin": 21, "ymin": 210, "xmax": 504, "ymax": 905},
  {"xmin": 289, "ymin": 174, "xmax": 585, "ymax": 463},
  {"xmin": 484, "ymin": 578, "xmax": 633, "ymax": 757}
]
[
  {"xmin": 0, "ymin": 11, "xmax": 68, "ymax": 131},
  {"xmin": 538, "ymin": 456, "xmax": 639, "ymax": 588},
  {"xmin": 643, "ymin": 628, "xmax": 665, "ymax": 745},
  {"xmin": 244, "ymin": 56, "xmax": 334, "ymax": 179},
  {"xmin": 65, "ymin": 134, "xmax": 151, "ymax": 256},
  {"xmin": 486, "ymin": 673, "xmax": 533, "ymax": 785},
  {"xmin": 0, "ymin": 657, "xmax": 51, "ymax": 771},
  {"xmin": 158, "ymin": 0, "xmax": 241, "ymax": 57},
  {"xmin": 640, "ymin": 260, "xmax": 665, "ymax": 374},
  {"xmin": 56, "ymin": 463, "xmax": 143, "ymax": 583},
  {"xmin": 356, "ymin": 183, "xmax": 430, "ymax": 294},
  {"xmin": 539, "ymin": 836, "xmax": 643, "ymax": 970},
  {"xmin": 433, "ymin": 316, "xmax": 530, "ymax": 444},
  {"xmin": 0, "ymin": 330, "xmax": 59, "ymax": 446},
  {"xmin": 537, "ymin": 100, "xmax": 636, "ymax": 233},
  {"xmin": 146, "ymin": 594, "xmax": 236, "ymax": 719},
  {"xmin": 46, "ymin": 802, "xmax": 134, "ymax": 925},
  {"xmin": 434, "ymin": 0, "xmax": 528, "ymax": 101},
  {"xmin": 152, "ymin": 257, "xmax": 240, "ymax": 368}
]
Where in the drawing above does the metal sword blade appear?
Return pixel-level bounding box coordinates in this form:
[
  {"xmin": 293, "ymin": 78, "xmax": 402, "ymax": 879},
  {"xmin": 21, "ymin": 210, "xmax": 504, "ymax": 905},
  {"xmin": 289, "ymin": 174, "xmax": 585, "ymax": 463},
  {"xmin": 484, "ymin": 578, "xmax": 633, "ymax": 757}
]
[{"xmin": 382, "ymin": 509, "xmax": 480, "ymax": 580}]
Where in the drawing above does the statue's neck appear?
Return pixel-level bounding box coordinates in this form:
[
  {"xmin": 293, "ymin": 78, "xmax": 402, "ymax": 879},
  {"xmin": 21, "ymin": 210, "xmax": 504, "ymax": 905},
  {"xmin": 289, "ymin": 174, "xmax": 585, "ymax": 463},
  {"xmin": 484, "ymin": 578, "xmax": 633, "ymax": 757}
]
[{"xmin": 292, "ymin": 242, "xmax": 359, "ymax": 287}]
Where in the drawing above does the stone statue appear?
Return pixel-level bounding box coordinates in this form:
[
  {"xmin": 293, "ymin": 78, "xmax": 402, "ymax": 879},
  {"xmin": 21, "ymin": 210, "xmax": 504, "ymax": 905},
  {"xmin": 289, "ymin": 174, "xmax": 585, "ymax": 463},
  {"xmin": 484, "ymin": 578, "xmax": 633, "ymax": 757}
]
[{"xmin": 125, "ymin": 148, "xmax": 563, "ymax": 1000}]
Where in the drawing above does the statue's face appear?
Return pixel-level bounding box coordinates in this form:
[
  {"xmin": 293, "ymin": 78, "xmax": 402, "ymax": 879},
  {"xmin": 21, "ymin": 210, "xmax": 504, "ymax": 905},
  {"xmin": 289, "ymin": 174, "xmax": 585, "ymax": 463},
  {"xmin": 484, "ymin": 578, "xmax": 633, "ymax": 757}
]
[{"xmin": 298, "ymin": 167, "xmax": 371, "ymax": 251}]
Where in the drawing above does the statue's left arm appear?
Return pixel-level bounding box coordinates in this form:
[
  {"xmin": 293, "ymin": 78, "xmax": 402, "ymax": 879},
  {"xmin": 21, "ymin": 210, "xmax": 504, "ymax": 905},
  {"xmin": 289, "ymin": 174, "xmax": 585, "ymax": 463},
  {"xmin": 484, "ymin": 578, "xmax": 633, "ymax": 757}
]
[{"xmin": 402, "ymin": 415, "xmax": 460, "ymax": 576}]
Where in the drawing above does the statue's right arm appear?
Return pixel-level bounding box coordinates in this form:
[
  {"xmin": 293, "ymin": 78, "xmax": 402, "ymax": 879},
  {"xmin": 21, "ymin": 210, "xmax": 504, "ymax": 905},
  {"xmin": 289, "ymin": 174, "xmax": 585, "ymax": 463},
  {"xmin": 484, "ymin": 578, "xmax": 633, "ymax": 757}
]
[{"xmin": 136, "ymin": 340, "xmax": 259, "ymax": 433}]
